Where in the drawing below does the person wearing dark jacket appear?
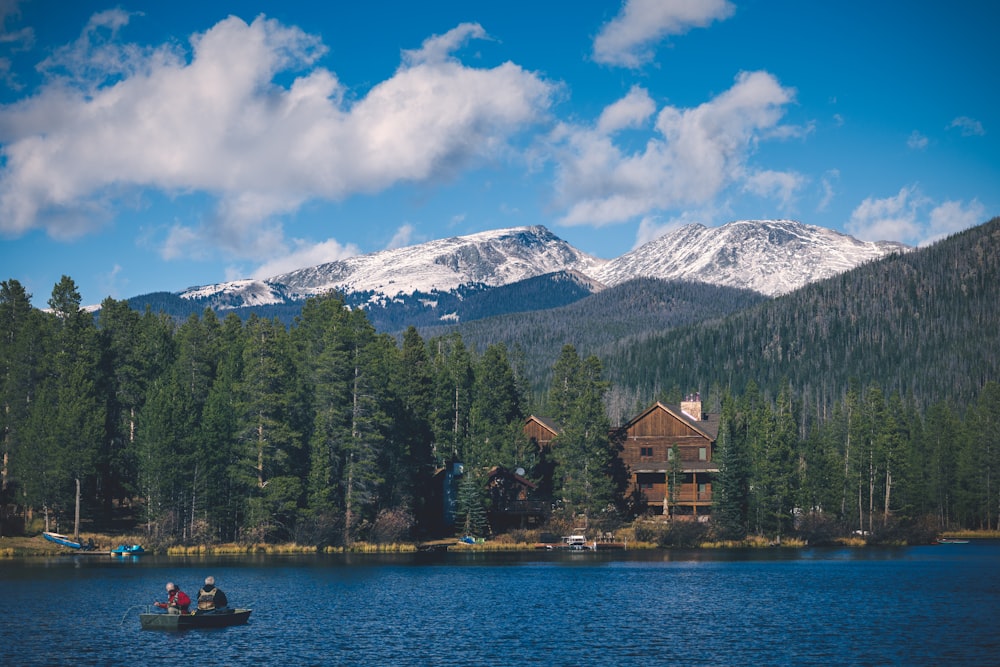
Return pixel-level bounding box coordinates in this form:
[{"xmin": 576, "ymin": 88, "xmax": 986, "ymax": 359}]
[
  {"xmin": 154, "ymin": 582, "xmax": 191, "ymax": 614},
  {"xmin": 196, "ymin": 576, "xmax": 229, "ymax": 613}
]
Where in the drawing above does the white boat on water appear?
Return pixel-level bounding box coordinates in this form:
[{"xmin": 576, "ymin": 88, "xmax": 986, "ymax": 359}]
[{"xmin": 561, "ymin": 535, "xmax": 596, "ymax": 551}]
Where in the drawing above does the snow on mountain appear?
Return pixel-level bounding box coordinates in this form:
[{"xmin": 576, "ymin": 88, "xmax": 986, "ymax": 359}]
[
  {"xmin": 595, "ymin": 220, "xmax": 910, "ymax": 296},
  {"xmin": 177, "ymin": 220, "xmax": 910, "ymax": 312},
  {"xmin": 180, "ymin": 225, "xmax": 607, "ymax": 308}
]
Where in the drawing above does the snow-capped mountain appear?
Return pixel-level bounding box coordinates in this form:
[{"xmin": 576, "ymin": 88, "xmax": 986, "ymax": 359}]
[
  {"xmin": 180, "ymin": 225, "xmax": 606, "ymax": 308},
  {"xmin": 595, "ymin": 220, "xmax": 909, "ymax": 296},
  {"xmin": 175, "ymin": 220, "xmax": 909, "ymax": 320}
]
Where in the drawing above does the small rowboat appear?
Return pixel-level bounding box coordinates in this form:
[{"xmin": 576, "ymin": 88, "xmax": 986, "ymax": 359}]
[
  {"xmin": 936, "ymin": 538, "xmax": 970, "ymax": 544},
  {"xmin": 139, "ymin": 608, "xmax": 252, "ymax": 630}
]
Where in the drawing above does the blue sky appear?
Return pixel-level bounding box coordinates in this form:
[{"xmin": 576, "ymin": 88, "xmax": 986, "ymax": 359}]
[{"xmin": 0, "ymin": 0, "xmax": 996, "ymax": 308}]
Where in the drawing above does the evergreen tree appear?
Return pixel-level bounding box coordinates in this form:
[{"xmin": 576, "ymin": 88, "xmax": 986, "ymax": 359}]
[
  {"xmin": 711, "ymin": 393, "xmax": 750, "ymax": 539},
  {"xmin": 467, "ymin": 343, "xmax": 525, "ymax": 470},
  {"xmin": 428, "ymin": 334, "xmax": 474, "ymax": 463},
  {"xmin": 37, "ymin": 277, "xmax": 104, "ymax": 536},
  {"xmin": 455, "ymin": 470, "xmax": 488, "ymax": 537},
  {"xmin": 393, "ymin": 327, "xmax": 436, "ymax": 527},
  {"xmin": 549, "ymin": 348, "xmax": 617, "ymax": 520},
  {"xmin": 234, "ymin": 315, "xmax": 304, "ymax": 542},
  {"xmin": 0, "ymin": 280, "xmax": 47, "ymax": 535}
]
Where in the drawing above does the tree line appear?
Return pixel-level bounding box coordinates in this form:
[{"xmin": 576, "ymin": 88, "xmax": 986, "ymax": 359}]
[
  {"xmin": 709, "ymin": 379, "xmax": 1000, "ymax": 542},
  {"xmin": 0, "ymin": 277, "xmax": 614, "ymax": 545},
  {"xmin": 2, "ymin": 268, "xmax": 997, "ymax": 546}
]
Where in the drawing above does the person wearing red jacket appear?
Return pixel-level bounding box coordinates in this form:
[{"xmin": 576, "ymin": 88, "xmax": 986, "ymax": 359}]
[{"xmin": 154, "ymin": 582, "xmax": 191, "ymax": 615}]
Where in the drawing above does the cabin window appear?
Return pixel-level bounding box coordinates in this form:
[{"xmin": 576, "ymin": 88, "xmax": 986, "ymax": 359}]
[
  {"xmin": 640, "ymin": 480, "xmax": 654, "ymax": 490},
  {"xmin": 699, "ymin": 447, "xmax": 707, "ymax": 461},
  {"xmin": 640, "ymin": 446, "xmax": 653, "ymax": 458},
  {"xmin": 667, "ymin": 448, "xmax": 674, "ymax": 461},
  {"xmin": 698, "ymin": 483, "xmax": 708, "ymax": 499}
]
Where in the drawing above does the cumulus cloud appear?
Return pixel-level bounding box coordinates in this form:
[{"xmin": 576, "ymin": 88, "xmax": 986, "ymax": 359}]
[
  {"xmin": 634, "ymin": 210, "xmax": 707, "ymax": 248},
  {"xmin": 846, "ymin": 185, "xmax": 984, "ymax": 246},
  {"xmin": 593, "ymin": 0, "xmax": 735, "ymax": 68},
  {"xmin": 385, "ymin": 223, "xmax": 416, "ymax": 250},
  {"xmin": 948, "ymin": 116, "xmax": 985, "ymax": 136},
  {"xmin": 596, "ymin": 85, "xmax": 655, "ymax": 134},
  {"xmin": 252, "ymin": 237, "xmax": 361, "ymax": 278},
  {"xmin": 742, "ymin": 169, "xmax": 806, "ymax": 211},
  {"xmin": 924, "ymin": 199, "xmax": 986, "ymax": 245},
  {"xmin": 0, "ymin": 14, "xmax": 554, "ymax": 263},
  {"xmin": 552, "ymin": 70, "xmax": 796, "ymax": 226}
]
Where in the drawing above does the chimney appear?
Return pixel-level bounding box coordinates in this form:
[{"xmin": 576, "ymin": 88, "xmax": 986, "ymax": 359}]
[{"xmin": 681, "ymin": 392, "xmax": 702, "ymax": 421}]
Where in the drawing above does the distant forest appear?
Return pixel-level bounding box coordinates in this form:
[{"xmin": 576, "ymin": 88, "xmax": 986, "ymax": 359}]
[{"xmin": 1, "ymin": 218, "xmax": 998, "ymax": 544}]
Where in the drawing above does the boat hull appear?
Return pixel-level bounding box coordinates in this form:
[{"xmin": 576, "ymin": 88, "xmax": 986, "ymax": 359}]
[
  {"xmin": 42, "ymin": 532, "xmax": 79, "ymax": 548},
  {"xmin": 140, "ymin": 609, "xmax": 252, "ymax": 630}
]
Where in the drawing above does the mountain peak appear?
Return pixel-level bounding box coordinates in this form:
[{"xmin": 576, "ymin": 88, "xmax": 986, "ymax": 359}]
[{"xmin": 596, "ymin": 219, "xmax": 909, "ymax": 296}]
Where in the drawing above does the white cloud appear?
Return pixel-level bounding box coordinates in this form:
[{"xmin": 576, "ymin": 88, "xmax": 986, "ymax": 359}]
[
  {"xmin": 596, "ymin": 85, "xmax": 655, "ymax": 134},
  {"xmin": 846, "ymin": 186, "xmax": 983, "ymax": 246},
  {"xmin": 907, "ymin": 130, "xmax": 928, "ymax": 150},
  {"xmin": 593, "ymin": 0, "xmax": 735, "ymax": 68},
  {"xmin": 634, "ymin": 211, "xmax": 707, "ymax": 248},
  {"xmin": 386, "ymin": 223, "xmax": 416, "ymax": 250},
  {"xmin": 252, "ymin": 237, "xmax": 361, "ymax": 278},
  {"xmin": 742, "ymin": 169, "xmax": 806, "ymax": 210},
  {"xmin": 402, "ymin": 23, "xmax": 488, "ymax": 66},
  {"xmin": 817, "ymin": 169, "xmax": 839, "ymax": 212},
  {"xmin": 948, "ymin": 116, "xmax": 985, "ymax": 136},
  {"xmin": 923, "ymin": 199, "xmax": 985, "ymax": 246},
  {"xmin": 553, "ymin": 70, "xmax": 796, "ymax": 226},
  {"xmin": 0, "ymin": 14, "xmax": 554, "ymax": 262}
]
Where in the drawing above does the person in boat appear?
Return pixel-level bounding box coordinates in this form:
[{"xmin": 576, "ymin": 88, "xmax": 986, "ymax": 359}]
[
  {"xmin": 196, "ymin": 576, "xmax": 229, "ymax": 614},
  {"xmin": 154, "ymin": 582, "xmax": 191, "ymax": 615}
]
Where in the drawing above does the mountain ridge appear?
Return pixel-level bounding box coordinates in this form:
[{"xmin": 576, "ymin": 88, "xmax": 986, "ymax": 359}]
[{"xmin": 129, "ymin": 220, "xmax": 909, "ymax": 327}]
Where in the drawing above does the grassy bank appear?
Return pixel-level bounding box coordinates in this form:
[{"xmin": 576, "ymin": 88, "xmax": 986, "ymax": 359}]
[{"xmin": 3, "ymin": 530, "xmax": 997, "ymax": 559}]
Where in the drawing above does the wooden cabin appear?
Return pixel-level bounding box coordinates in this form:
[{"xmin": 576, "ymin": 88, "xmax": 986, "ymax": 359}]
[
  {"xmin": 523, "ymin": 415, "xmax": 560, "ymax": 450},
  {"xmin": 616, "ymin": 396, "xmax": 720, "ymax": 519},
  {"xmin": 486, "ymin": 466, "xmax": 547, "ymax": 529}
]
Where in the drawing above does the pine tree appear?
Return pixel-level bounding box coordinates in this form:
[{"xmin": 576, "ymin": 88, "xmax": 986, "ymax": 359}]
[
  {"xmin": 455, "ymin": 470, "xmax": 488, "ymax": 537},
  {"xmin": 234, "ymin": 315, "xmax": 304, "ymax": 542}
]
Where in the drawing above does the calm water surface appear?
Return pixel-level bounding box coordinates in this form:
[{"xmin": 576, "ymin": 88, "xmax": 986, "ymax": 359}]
[{"xmin": 1, "ymin": 542, "xmax": 998, "ymax": 666}]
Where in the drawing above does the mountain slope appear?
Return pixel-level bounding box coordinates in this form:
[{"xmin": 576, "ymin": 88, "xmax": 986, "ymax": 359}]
[
  {"xmin": 601, "ymin": 216, "xmax": 1000, "ymax": 413},
  {"xmin": 180, "ymin": 225, "xmax": 605, "ymax": 307},
  {"xmin": 422, "ymin": 277, "xmax": 767, "ymax": 396},
  {"xmin": 127, "ymin": 219, "xmax": 910, "ymax": 329},
  {"xmin": 596, "ymin": 219, "xmax": 908, "ymax": 296}
]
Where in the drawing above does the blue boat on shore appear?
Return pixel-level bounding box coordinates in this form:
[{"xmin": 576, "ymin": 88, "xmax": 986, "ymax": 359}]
[
  {"xmin": 42, "ymin": 532, "xmax": 96, "ymax": 550},
  {"xmin": 111, "ymin": 543, "xmax": 145, "ymax": 556}
]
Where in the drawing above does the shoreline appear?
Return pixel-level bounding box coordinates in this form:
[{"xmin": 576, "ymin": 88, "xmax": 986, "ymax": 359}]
[{"xmin": 4, "ymin": 530, "xmax": 996, "ymax": 559}]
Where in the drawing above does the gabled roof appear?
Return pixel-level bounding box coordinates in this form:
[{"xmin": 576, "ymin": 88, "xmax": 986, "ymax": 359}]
[
  {"xmin": 620, "ymin": 401, "xmax": 720, "ymax": 441},
  {"xmin": 524, "ymin": 414, "xmax": 561, "ymax": 436}
]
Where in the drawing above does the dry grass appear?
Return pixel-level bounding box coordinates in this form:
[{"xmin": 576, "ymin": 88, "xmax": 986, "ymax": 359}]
[
  {"xmin": 700, "ymin": 535, "xmax": 809, "ymax": 549},
  {"xmin": 942, "ymin": 529, "xmax": 1000, "ymax": 539}
]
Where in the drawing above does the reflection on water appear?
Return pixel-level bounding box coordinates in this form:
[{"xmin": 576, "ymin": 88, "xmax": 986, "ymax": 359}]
[{"xmin": 3, "ymin": 543, "xmax": 998, "ymax": 666}]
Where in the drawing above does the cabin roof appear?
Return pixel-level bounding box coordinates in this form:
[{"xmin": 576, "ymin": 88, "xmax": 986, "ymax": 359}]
[
  {"xmin": 620, "ymin": 401, "xmax": 720, "ymax": 441},
  {"xmin": 525, "ymin": 414, "xmax": 561, "ymax": 436}
]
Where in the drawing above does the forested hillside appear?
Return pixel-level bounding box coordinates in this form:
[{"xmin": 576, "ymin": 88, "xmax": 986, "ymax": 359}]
[
  {"xmin": 601, "ymin": 217, "xmax": 1000, "ymax": 415},
  {"xmin": 4, "ymin": 218, "xmax": 999, "ymax": 546},
  {"xmin": 425, "ymin": 278, "xmax": 767, "ymax": 401},
  {"xmin": 1, "ymin": 279, "xmax": 617, "ymax": 544}
]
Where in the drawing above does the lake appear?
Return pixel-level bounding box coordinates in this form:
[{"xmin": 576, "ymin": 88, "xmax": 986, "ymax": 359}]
[{"xmin": 2, "ymin": 542, "xmax": 998, "ymax": 666}]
